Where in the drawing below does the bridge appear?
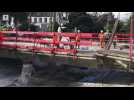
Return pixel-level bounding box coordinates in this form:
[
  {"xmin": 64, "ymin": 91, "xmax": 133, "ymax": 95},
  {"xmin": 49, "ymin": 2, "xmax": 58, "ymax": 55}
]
[{"xmin": 0, "ymin": 31, "xmax": 133, "ymax": 71}]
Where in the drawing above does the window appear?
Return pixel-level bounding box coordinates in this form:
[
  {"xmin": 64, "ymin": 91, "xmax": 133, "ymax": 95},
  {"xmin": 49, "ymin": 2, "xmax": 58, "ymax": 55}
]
[
  {"xmin": 63, "ymin": 12, "xmax": 66, "ymax": 17},
  {"xmin": 49, "ymin": 17, "xmax": 51, "ymax": 21},
  {"xmin": 39, "ymin": 17, "xmax": 42, "ymax": 23},
  {"xmin": 42, "ymin": 17, "xmax": 45, "ymax": 23},
  {"xmin": 49, "ymin": 17, "xmax": 53, "ymax": 23},
  {"xmin": 31, "ymin": 17, "xmax": 34, "ymax": 23},
  {"xmin": 3, "ymin": 15, "xmax": 9, "ymax": 21},
  {"xmin": 47, "ymin": 17, "xmax": 50, "ymax": 23},
  {"xmin": 44, "ymin": 18, "xmax": 47, "ymax": 23},
  {"xmin": 34, "ymin": 18, "xmax": 37, "ymax": 23},
  {"xmin": 63, "ymin": 17, "xmax": 66, "ymax": 20}
]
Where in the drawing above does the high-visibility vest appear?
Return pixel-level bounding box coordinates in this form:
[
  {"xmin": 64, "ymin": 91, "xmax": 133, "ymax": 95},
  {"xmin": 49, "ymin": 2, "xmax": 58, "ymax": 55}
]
[
  {"xmin": 76, "ymin": 34, "xmax": 80, "ymax": 41},
  {"xmin": 99, "ymin": 33, "xmax": 104, "ymax": 39}
]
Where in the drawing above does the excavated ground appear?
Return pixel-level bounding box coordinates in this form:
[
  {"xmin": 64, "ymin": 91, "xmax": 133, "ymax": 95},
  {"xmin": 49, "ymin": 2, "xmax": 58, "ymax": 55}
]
[{"xmin": 0, "ymin": 57, "xmax": 133, "ymax": 87}]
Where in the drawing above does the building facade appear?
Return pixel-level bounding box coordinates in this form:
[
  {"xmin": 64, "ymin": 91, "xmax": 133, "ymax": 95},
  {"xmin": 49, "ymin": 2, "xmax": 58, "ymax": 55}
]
[
  {"xmin": 28, "ymin": 12, "xmax": 70, "ymax": 31},
  {"xmin": 0, "ymin": 13, "xmax": 10, "ymax": 25},
  {"xmin": 0, "ymin": 12, "xmax": 70, "ymax": 31}
]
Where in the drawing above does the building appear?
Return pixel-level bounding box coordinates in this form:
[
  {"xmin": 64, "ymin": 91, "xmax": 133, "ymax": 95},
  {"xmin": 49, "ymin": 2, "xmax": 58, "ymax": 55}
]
[
  {"xmin": 0, "ymin": 12, "xmax": 70, "ymax": 31},
  {"xmin": 28, "ymin": 12, "xmax": 70, "ymax": 31},
  {"xmin": 55, "ymin": 12, "xmax": 70, "ymax": 25},
  {"xmin": 0, "ymin": 13, "xmax": 10, "ymax": 25}
]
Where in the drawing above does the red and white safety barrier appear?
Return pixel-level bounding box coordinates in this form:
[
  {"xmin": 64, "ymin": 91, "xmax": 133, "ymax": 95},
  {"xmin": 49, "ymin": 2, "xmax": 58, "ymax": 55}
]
[{"xmin": 0, "ymin": 31, "xmax": 134, "ymax": 60}]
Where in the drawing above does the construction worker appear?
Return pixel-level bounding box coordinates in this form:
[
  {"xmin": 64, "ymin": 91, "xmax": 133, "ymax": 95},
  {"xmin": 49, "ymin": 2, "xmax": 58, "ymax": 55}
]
[
  {"xmin": 76, "ymin": 30, "xmax": 80, "ymax": 49},
  {"xmin": 104, "ymin": 30, "xmax": 110, "ymax": 46},
  {"xmin": 98, "ymin": 30, "xmax": 105, "ymax": 48},
  {"xmin": 57, "ymin": 26, "xmax": 63, "ymax": 48},
  {"xmin": 113, "ymin": 35, "xmax": 117, "ymax": 49}
]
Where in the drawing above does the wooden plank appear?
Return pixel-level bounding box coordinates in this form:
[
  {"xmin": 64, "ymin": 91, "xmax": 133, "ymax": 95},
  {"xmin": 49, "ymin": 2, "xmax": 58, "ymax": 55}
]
[{"xmin": 96, "ymin": 54, "xmax": 132, "ymax": 62}]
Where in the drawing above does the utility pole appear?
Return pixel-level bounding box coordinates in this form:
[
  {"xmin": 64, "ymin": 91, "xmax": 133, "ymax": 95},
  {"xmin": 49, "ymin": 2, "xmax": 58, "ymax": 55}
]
[
  {"xmin": 28, "ymin": 12, "xmax": 31, "ymax": 31},
  {"xmin": 52, "ymin": 12, "xmax": 56, "ymax": 32},
  {"xmin": 130, "ymin": 13, "xmax": 134, "ymax": 34},
  {"xmin": 106, "ymin": 12, "xmax": 112, "ymax": 31},
  {"xmin": 129, "ymin": 12, "xmax": 134, "ymax": 71},
  {"xmin": 105, "ymin": 12, "xmax": 120, "ymax": 50}
]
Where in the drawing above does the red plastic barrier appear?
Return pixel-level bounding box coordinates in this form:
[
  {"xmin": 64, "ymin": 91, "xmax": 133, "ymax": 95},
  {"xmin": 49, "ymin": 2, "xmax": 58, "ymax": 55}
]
[
  {"xmin": 3, "ymin": 37, "xmax": 34, "ymax": 42},
  {"xmin": 0, "ymin": 44, "xmax": 17, "ymax": 48},
  {"xmin": 33, "ymin": 46, "xmax": 54, "ymax": 51},
  {"xmin": 59, "ymin": 41, "xmax": 77, "ymax": 45},
  {"xmin": 1, "ymin": 31, "xmax": 134, "ymax": 58},
  {"xmin": 115, "ymin": 33, "xmax": 134, "ymax": 36},
  {"xmin": 0, "ymin": 43, "xmax": 77, "ymax": 53},
  {"xmin": 77, "ymin": 40, "xmax": 93, "ymax": 45},
  {"xmin": 2, "ymin": 31, "xmax": 133, "ymax": 37},
  {"xmin": 0, "ymin": 43, "xmax": 54, "ymax": 51},
  {"xmin": 113, "ymin": 38, "xmax": 129, "ymax": 40},
  {"xmin": 35, "ymin": 32, "xmax": 54, "ymax": 36},
  {"xmin": 2, "ymin": 31, "xmax": 95, "ymax": 38},
  {"xmin": 55, "ymin": 48, "xmax": 77, "ymax": 53},
  {"xmin": 3, "ymin": 37, "xmax": 94, "ymax": 46},
  {"xmin": 2, "ymin": 31, "xmax": 35, "ymax": 35},
  {"xmin": 3, "ymin": 37, "xmax": 54, "ymax": 44},
  {"xmin": 56, "ymin": 32, "xmax": 76, "ymax": 37},
  {"xmin": 80, "ymin": 33, "xmax": 92, "ymax": 38}
]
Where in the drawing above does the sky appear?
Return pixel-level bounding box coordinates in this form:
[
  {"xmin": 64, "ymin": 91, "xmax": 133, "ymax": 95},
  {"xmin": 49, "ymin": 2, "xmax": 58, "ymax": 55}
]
[
  {"xmin": 87, "ymin": 12, "xmax": 132, "ymax": 21},
  {"xmin": 112, "ymin": 12, "xmax": 132, "ymax": 21}
]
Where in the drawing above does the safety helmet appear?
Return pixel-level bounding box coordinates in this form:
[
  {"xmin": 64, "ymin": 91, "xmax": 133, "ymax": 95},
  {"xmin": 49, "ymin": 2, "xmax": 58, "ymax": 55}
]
[
  {"xmin": 101, "ymin": 30, "xmax": 103, "ymax": 33},
  {"xmin": 77, "ymin": 30, "xmax": 80, "ymax": 32}
]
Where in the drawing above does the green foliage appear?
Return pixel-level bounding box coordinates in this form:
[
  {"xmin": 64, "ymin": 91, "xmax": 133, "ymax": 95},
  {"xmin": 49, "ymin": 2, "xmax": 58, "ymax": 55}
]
[
  {"xmin": 0, "ymin": 23, "xmax": 11, "ymax": 30},
  {"xmin": 18, "ymin": 22, "xmax": 28, "ymax": 31},
  {"xmin": 0, "ymin": 12, "xmax": 130, "ymax": 33},
  {"xmin": 99, "ymin": 13, "xmax": 116, "ymax": 32},
  {"xmin": 117, "ymin": 19, "xmax": 130, "ymax": 33},
  {"xmin": 18, "ymin": 22, "xmax": 39, "ymax": 32},
  {"xmin": 64, "ymin": 12, "xmax": 116, "ymax": 33},
  {"xmin": 48, "ymin": 22, "xmax": 53, "ymax": 32},
  {"xmin": 53, "ymin": 21, "xmax": 59, "ymax": 32},
  {"xmin": 10, "ymin": 12, "xmax": 28, "ymax": 24},
  {"xmin": 48, "ymin": 21, "xmax": 59, "ymax": 32}
]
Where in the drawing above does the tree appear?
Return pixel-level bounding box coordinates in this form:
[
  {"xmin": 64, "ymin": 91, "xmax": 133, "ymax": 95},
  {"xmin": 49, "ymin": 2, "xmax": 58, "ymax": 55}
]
[
  {"xmin": 98, "ymin": 12, "xmax": 116, "ymax": 32},
  {"xmin": 64, "ymin": 12, "xmax": 100, "ymax": 32},
  {"xmin": 48, "ymin": 21, "xmax": 59, "ymax": 32},
  {"xmin": 53, "ymin": 21, "xmax": 59, "ymax": 32},
  {"xmin": 117, "ymin": 19, "xmax": 130, "ymax": 33},
  {"xmin": 74, "ymin": 15, "xmax": 95, "ymax": 32},
  {"xmin": 18, "ymin": 22, "xmax": 39, "ymax": 32},
  {"xmin": 10, "ymin": 12, "xmax": 28, "ymax": 24},
  {"xmin": 63, "ymin": 12, "xmax": 116, "ymax": 33}
]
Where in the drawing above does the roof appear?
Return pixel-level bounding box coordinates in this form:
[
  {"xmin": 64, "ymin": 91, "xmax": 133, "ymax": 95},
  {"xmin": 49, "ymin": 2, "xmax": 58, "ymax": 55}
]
[{"xmin": 30, "ymin": 12, "xmax": 56, "ymax": 17}]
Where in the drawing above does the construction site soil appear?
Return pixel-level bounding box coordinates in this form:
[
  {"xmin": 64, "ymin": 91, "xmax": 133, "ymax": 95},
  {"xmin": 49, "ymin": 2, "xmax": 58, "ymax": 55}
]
[{"xmin": 0, "ymin": 57, "xmax": 134, "ymax": 87}]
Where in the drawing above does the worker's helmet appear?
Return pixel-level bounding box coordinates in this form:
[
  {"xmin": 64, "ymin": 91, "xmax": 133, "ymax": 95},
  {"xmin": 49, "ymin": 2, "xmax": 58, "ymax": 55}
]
[{"xmin": 100, "ymin": 30, "xmax": 103, "ymax": 33}]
